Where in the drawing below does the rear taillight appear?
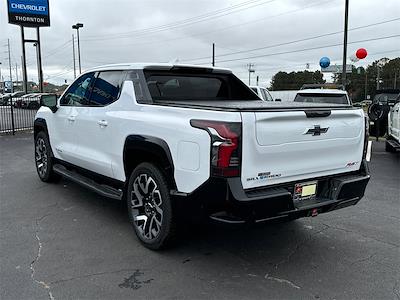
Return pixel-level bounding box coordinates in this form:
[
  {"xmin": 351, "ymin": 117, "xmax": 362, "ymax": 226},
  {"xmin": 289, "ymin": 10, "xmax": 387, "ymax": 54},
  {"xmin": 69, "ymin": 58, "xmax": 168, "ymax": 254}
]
[
  {"xmin": 362, "ymin": 114, "xmax": 369, "ymax": 159},
  {"xmin": 191, "ymin": 120, "xmax": 241, "ymax": 177}
]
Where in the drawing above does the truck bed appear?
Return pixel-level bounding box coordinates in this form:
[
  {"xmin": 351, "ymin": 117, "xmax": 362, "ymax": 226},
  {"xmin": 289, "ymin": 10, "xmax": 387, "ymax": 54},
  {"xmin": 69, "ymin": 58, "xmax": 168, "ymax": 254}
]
[{"xmin": 153, "ymin": 99, "xmax": 352, "ymax": 112}]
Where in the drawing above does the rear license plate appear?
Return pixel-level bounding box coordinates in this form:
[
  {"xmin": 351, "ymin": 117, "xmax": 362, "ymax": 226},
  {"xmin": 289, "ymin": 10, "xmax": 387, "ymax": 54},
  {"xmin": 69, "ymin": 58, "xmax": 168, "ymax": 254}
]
[{"xmin": 293, "ymin": 181, "xmax": 317, "ymax": 203}]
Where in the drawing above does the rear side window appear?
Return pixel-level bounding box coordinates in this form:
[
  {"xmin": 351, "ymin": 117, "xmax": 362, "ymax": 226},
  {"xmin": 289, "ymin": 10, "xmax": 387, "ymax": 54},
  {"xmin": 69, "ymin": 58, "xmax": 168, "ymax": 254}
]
[
  {"xmin": 144, "ymin": 71, "xmax": 259, "ymax": 101},
  {"xmin": 294, "ymin": 93, "xmax": 349, "ymax": 105},
  {"xmin": 89, "ymin": 71, "xmax": 123, "ymax": 106}
]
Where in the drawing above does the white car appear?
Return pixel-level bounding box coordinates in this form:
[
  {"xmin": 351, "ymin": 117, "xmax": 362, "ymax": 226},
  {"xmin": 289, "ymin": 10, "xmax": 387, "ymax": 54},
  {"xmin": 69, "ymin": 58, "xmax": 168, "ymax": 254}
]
[
  {"xmin": 294, "ymin": 89, "xmax": 351, "ymax": 105},
  {"xmin": 386, "ymin": 94, "xmax": 400, "ymax": 152},
  {"xmin": 34, "ymin": 63, "xmax": 370, "ymax": 249},
  {"xmin": 249, "ymin": 86, "xmax": 274, "ymax": 101}
]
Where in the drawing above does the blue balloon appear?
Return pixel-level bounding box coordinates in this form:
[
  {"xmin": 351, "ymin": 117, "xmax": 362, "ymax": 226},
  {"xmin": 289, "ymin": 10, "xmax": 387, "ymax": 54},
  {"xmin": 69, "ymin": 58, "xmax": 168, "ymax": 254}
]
[{"xmin": 319, "ymin": 57, "xmax": 330, "ymax": 68}]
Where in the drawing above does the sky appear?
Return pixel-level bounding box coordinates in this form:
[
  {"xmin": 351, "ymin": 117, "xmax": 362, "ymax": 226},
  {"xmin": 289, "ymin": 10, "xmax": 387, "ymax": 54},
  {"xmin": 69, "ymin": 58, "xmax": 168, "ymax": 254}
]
[{"xmin": 0, "ymin": 0, "xmax": 399, "ymax": 87}]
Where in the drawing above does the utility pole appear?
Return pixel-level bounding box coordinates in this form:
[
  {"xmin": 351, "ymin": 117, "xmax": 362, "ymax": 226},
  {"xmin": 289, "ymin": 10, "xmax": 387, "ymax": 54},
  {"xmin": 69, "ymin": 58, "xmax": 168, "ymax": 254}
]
[
  {"xmin": 376, "ymin": 65, "xmax": 380, "ymax": 90},
  {"xmin": 7, "ymin": 39, "xmax": 13, "ymax": 91},
  {"xmin": 21, "ymin": 56, "xmax": 25, "ymax": 92},
  {"xmin": 364, "ymin": 71, "xmax": 368, "ymax": 100},
  {"xmin": 256, "ymin": 75, "xmax": 259, "ymax": 86},
  {"xmin": 15, "ymin": 63, "xmax": 18, "ymax": 89},
  {"xmin": 212, "ymin": 43, "xmax": 215, "ymax": 67},
  {"xmin": 72, "ymin": 34, "xmax": 76, "ymax": 79},
  {"xmin": 247, "ymin": 63, "xmax": 255, "ymax": 85},
  {"xmin": 341, "ymin": 0, "xmax": 349, "ymax": 87}
]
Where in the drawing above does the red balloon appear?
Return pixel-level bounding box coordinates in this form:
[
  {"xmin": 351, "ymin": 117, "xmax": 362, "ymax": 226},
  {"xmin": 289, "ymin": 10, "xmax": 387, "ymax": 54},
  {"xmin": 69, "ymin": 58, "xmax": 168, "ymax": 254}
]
[{"xmin": 356, "ymin": 48, "xmax": 367, "ymax": 59}]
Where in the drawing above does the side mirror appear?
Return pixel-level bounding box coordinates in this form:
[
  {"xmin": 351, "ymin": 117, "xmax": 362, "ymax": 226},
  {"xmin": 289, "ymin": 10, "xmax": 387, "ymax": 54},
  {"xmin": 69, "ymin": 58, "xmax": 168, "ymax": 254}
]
[
  {"xmin": 353, "ymin": 103, "xmax": 362, "ymax": 108},
  {"xmin": 275, "ymin": 98, "xmax": 282, "ymax": 102},
  {"xmin": 41, "ymin": 95, "xmax": 58, "ymax": 113}
]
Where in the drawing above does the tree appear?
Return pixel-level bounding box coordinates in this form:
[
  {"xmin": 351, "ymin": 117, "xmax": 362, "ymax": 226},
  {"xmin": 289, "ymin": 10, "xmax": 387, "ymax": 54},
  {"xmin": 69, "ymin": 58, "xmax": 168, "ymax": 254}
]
[
  {"xmin": 270, "ymin": 70, "xmax": 325, "ymax": 90},
  {"xmin": 334, "ymin": 57, "xmax": 400, "ymax": 102}
]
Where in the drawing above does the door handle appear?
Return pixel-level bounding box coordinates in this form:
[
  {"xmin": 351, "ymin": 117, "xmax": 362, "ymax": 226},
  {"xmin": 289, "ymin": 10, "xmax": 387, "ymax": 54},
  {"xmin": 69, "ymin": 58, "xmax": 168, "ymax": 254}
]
[
  {"xmin": 97, "ymin": 120, "xmax": 108, "ymax": 127},
  {"xmin": 67, "ymin": 116, "xmax": 76, "ymax": 122}
]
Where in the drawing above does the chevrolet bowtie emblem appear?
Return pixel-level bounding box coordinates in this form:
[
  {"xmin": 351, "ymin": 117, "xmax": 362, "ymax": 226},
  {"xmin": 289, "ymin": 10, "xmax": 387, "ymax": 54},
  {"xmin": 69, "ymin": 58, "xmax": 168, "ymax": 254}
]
[{"xmin": 305, "ymin": 125, "xmax": 329, "ymax": 136}]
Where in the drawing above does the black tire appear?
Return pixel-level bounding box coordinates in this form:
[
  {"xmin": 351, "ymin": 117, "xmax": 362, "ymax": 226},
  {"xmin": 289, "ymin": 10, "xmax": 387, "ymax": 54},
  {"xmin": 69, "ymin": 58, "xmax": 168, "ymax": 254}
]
[
  {"xmin": 34, "ymin": 132, "xmax": 60, "ymax": 182},
  {"xmin": 29, "ymin": 102, "xmax": 39, "ymax": 110},
  {"xmin": 127, "ymin": 162, "xmax": 176, "ymax": 250}
]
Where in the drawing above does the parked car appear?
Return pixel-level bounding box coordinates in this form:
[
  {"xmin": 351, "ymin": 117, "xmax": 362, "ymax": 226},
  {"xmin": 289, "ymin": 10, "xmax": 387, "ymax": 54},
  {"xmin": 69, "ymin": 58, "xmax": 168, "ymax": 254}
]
[
  {"xmin": 294, "ymin": 89, "xmax": 351, "ymax": 105},
  {"xmin": 368, "ymin": 89, "xmax": 400, "ymax": 137},
  {"xmin": 34, "ymin": 63, "xmax": 370, "ymax": 249},
  {"xmin": 249, "ymin": 86, "xmax": 274, "ymax": 101},
  {"xmin": 386, "ymin": 93, "xmax": 400, "ymax": 152},
  {"xmin": 0, "ymin": 91, "xmax": 25, "ymax": 106},
  {"xmin": 14, "ymin": 93, "xmax": 40, "ymax": 108},
  {"xmin": 22, "ymin": 93, "xmax": 52, "ymax": 109}
]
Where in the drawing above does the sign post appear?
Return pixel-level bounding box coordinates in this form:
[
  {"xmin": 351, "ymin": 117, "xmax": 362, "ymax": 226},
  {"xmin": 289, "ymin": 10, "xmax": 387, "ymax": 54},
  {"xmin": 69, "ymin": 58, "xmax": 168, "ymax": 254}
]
[{"xmin": 7, "ymin": 0, "xmax": 50, "ymax": 93}]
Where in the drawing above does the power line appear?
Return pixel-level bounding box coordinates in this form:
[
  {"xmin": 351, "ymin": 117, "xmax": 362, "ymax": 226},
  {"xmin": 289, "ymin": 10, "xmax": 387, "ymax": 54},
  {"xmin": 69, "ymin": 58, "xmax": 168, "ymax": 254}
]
[
  {"xmin": 83, "ymin": 0, "xmax": 277, "ymax": 41},
  {"xmin": 183, "ymin": 17, "xmax": 400, "ymax": 62},
  {"xmin": 233, "ymin": 49, "xmax": 400, "ymax": 75},
  {"xmin": 82, "ymin": 0, "xmax": 329, "ymax": 46},
  {"xmin": 194, "ymin": 34, "xmax": 400, "ymax": 65}
]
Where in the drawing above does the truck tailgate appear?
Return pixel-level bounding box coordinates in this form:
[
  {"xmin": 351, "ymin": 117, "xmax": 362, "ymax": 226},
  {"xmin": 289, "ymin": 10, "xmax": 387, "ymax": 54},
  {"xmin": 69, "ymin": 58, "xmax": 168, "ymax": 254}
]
[{"xmin": 241, "ymin": 109, "xmax": 365, "ymax": 190}]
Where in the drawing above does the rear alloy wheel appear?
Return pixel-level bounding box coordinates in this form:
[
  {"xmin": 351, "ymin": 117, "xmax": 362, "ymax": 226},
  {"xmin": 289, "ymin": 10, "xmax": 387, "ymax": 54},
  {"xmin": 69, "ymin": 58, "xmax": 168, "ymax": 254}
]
[
  {"xmin": 35, "ymin": 132, "xmax": 60, "ymax": 182},
  {"xmin": 127, "ymin": 163, "xmax": 176, "ymax": 250}
]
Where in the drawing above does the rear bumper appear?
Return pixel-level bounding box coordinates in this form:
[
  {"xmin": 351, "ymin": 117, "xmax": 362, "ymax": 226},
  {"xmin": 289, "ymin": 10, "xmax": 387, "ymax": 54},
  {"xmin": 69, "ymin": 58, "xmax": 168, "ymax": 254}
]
[{"xmin": 190, "ymin": 160, "xmax": 370, "ymax": 223}]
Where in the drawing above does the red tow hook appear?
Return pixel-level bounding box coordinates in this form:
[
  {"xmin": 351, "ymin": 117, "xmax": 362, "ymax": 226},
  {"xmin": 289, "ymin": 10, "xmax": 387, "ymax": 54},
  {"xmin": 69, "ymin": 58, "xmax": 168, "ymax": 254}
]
[{"xmin": 311, "ymin": 208, "xmax": 318, "ymax": 217}]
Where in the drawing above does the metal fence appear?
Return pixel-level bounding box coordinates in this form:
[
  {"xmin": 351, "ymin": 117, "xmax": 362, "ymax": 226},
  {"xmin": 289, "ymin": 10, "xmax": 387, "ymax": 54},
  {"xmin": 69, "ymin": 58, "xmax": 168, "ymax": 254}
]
[{"xmin": 0, "ymin": 97, "xmax": 38, "ymax": 134}]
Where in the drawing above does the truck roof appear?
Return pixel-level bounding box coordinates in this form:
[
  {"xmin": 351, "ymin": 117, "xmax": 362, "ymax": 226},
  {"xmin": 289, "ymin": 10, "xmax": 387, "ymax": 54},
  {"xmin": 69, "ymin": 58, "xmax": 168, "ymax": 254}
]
[
  {"xmin": 297, "ymin": 89, "xmax": 348, "ymax": 95},
  {"xmin": 86, "ymin": 63, "xmax": 232, "ymax": 74}
]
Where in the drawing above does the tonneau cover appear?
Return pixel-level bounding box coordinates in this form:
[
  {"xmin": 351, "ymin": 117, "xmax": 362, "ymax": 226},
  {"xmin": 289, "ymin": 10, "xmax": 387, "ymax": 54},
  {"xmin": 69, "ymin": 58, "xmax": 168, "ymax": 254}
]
[{"xmin": 154, "ymin": 100, "xmax": 352, "ymax": 111}]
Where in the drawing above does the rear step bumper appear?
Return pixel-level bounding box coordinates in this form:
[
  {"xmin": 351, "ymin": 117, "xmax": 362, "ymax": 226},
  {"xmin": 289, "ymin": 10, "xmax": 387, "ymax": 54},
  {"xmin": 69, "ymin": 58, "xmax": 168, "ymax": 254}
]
[
  {"xmin": 53, "ymin": 164, "xmax": 123, "ymax": 200},
  {"xmin": 209, "ymin": 161, "xmax": 370, "ymax": 223}
]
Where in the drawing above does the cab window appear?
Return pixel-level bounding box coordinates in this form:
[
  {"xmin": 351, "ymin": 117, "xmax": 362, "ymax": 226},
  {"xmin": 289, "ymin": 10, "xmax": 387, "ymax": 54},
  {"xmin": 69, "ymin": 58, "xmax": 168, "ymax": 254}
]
[{"xmin": 60, "ymin": 72, "xmax": 95, "ymax": 106}]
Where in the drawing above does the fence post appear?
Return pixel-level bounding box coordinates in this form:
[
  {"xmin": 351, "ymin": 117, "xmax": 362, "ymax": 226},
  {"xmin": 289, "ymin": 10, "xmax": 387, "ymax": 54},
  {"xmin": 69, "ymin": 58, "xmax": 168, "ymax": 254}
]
[{"xmin": 10, "ymin": 96, "xmax": 15, "ymax": 135}]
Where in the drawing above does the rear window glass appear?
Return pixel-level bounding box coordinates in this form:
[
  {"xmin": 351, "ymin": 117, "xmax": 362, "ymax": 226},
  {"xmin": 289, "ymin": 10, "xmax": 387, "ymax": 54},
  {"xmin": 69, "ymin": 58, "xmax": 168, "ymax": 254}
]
[
  {"xmin": 144, "ymin": 71, "xmax": 259, "ymax": 101},
  {"xmin": 294, "ymin": 93, "xmax": 349, "ymax": 105}
]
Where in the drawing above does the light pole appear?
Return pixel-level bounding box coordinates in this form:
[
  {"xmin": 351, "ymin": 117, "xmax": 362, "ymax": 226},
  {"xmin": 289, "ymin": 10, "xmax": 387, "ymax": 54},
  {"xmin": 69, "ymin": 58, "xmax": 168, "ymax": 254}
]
[
  {"xmin": 247, "ymin": 63, "xmax": 255, "ymax": 85},
  {"xmin": 72, "ymin": 23, "xmax": 83, "ymax": 74},
  {"xmin": 33, "ymin": 42, "xmax": 44, "ymax": 92}
]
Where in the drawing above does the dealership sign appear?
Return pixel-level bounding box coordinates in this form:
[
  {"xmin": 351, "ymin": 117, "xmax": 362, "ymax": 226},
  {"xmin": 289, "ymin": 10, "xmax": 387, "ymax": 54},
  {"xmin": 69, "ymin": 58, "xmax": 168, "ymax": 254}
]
[{"xmin": 7, "ymin": 0, "xmax": 50, "ymax": 27}]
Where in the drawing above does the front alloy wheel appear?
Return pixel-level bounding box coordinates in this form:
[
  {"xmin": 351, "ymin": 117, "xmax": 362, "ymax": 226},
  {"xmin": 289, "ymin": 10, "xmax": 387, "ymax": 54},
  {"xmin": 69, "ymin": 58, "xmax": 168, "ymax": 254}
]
[
  {"xmin": 34, "ymin": 132, "xmax": 60, "ymax": 182},
  {"xmin": 127, "ymin": 163, "xmax": 176, "ymax": 250},
  {"xmin": 35, "ymin": 137, "xmax": 48, "ymax": 178}
]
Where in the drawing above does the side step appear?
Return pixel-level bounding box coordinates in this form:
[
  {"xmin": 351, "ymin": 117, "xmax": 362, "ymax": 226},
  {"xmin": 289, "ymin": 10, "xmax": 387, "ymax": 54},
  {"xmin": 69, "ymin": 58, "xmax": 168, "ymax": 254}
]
[
  {"xmin": 387, "ymin": 139, "xmax": 400, "ymax": 152},
  {"xmin": 53, "ymin": 164, "xmax": 123, "ymax": 200}
]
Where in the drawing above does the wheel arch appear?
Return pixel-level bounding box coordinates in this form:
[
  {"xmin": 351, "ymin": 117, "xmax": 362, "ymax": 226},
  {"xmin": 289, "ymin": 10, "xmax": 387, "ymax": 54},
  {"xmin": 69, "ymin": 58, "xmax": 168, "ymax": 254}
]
[
  {"xmin": 34, "ymin": 118, "xmax": 49, "ymax": 139},
  {"xmin": 123, "ymin": 135, "xmax": 177, "ymax": 190}
]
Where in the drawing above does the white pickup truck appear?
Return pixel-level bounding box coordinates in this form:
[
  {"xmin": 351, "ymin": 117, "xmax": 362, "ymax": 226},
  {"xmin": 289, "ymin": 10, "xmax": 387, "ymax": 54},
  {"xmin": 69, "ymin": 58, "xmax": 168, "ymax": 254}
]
[
  {"xmin": 34, "ymin": 63, "xmax": 370, "ymax": 249},
  {"xmin": 386, "ymin": 94, "xmax": 400, "ymax": 152}
]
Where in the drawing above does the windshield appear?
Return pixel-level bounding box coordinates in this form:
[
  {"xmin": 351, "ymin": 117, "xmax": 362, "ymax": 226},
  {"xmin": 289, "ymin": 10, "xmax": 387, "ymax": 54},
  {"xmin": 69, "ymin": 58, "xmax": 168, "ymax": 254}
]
[
  {"xmin": 373, "ymin": 93, "xmax": 399, "ymax": 105},
  {"xmin": 261, "ymin": 88, "xmax": 273, "ymax": 101},
  {"xmin": 144, "ymin": 70, "xmax": 259, "ymax": 101},
  {"xmin": 294, "ymin": 93, "xmax": 349, "ymax": 105}
]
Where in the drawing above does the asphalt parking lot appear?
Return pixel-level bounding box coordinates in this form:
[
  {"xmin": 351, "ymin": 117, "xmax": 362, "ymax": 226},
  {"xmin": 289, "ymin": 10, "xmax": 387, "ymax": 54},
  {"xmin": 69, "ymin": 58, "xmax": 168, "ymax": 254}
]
[{"xmin": 0, "ymin": 133, "xmax": 399, "ymax": 300}]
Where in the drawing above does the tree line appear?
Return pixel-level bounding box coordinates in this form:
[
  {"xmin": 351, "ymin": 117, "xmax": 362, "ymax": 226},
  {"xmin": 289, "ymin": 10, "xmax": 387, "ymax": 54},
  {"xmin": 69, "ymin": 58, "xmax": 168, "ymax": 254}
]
[{"xmin": 269, "ymin": 57, "xmax": 400, "ymax": 102}]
